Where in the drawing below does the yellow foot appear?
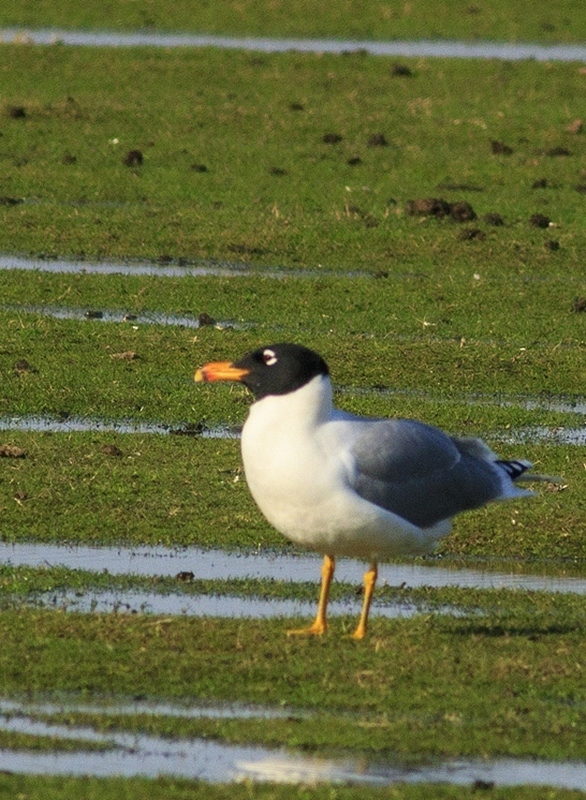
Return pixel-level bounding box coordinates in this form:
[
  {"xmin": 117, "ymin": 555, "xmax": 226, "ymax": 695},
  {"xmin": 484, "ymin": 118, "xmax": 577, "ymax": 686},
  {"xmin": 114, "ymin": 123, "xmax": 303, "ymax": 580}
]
[
  {"xmin": 350, "ymin": 625, "xmax": 366, "ymax": 640},
  {"xmin": 286, "ymin": 622, "xmax": 326, "ymax": 636}
]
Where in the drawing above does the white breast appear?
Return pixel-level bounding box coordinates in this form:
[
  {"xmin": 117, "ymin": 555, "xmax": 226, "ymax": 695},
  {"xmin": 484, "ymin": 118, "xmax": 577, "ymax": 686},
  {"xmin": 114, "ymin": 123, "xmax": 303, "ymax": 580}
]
[
  {"xmin": 241, "ymin": 377, "xmax": 338, "ymax": 539},
  {"xmin": 240, "ymin": 376, "xmax": 445, "ymax": 559}
]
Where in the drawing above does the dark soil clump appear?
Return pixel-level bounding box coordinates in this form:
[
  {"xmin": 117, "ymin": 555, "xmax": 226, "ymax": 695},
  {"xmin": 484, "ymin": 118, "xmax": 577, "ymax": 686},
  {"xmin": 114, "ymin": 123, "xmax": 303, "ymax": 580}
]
[
  {"xmin": 529, "ymin": 213, "xmax": 551, "ymax": 228},
  {"xmin": 322, "ymin": 133, "xmax": 343, "ymax": 144},
  {"xmin": 491, "ymin": 140, "xmax": 513, "ymax": 155},
  {"xmin": 545, "ymin": 146, "xmax": 571, "ymax": 157},
  {"xmin": 406, "ymin": 197, "xmax": 476, "ymax": 222},
  {"xmin": 7, "ymin": 105, "xmax": 26, "ymax": 119},
  {"xmin": 102, "ymin": 444, "xmax": 124, "ymax": 457},
  {"xmin": 391, "ymin": 64, "xmax": 413, "ymax": 77},
  {"xmin": 123, "ymin": 149, "xmax": 143, "ymax": 167},
  {"xmin": 449, "ymin": 201, "xmax": 477, "ymax": 222},
  {"xmin": 406, "ymin": 198, "xmax": 451, "ymax": 218},
  {"xmin": 483, "ymin": 213, "xmax": 504, "ymax": 226},
  {"xmin": 367, "ymin": 133, "xmax": 388, "ymax": 147},
  {"xmin": 459, "ymin": 228, "xmax": 486, "ymax": 241}
]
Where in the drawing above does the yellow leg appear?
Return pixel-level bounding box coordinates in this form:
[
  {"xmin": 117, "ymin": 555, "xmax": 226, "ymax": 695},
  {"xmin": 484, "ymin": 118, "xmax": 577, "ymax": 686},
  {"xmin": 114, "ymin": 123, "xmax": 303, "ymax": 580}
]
[
  {"xmin": 351, "ymin": 561, "xmax": 378, "ymax": 640},
  {"xmin": 287, "ymin": 554, "xmax": 334, "ymax": 636}
]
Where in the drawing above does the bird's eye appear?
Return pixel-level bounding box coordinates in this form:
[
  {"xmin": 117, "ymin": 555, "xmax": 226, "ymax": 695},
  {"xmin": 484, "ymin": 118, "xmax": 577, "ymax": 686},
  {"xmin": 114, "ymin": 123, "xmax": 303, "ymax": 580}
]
[{"xmin": 262, "ymin": 348, "xmax": 278, "ymax": 366}]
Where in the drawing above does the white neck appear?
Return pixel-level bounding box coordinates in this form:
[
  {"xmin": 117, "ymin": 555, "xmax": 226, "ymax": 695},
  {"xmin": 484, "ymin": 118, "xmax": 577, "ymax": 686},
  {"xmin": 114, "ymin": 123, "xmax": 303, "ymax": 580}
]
[{"xmin": 246, "ymin": 374, "xmax": 333, "ymax": 433}]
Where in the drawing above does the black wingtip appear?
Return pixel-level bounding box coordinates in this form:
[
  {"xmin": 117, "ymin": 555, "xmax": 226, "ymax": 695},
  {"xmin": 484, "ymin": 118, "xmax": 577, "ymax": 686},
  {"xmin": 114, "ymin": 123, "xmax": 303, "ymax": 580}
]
[{"xmin": 494, "ymin": 459, "xmax": 532, "ymax": 481}]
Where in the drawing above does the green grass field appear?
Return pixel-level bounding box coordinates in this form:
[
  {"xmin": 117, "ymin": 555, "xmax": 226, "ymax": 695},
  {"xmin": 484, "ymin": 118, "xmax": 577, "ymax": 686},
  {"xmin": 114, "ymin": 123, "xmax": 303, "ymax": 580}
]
[
  {"xmin": 2, "ymin": 46, "xmax": 586, "ymax": 273},
  {"xmin": 2, "ymin": 0, "xmax": 586, "ymax": 43},
  {"xmin": 1, "ymin": 3, "xmax": 586, "ymax": 796}
]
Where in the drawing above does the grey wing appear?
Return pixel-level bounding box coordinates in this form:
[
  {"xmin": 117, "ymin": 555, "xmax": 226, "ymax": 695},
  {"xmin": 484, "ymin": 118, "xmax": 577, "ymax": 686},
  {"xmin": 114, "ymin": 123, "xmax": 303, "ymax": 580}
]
[{"xmin": 346, "ymin": 418, "xmax": 504, "ymax": 527}]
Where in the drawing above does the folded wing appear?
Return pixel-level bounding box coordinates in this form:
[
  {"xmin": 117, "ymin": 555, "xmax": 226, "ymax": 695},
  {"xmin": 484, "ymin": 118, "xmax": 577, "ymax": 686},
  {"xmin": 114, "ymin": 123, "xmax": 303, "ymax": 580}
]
[{"xmin": 347, "ymin": 418, "xmax": 519, "ymax": 528}]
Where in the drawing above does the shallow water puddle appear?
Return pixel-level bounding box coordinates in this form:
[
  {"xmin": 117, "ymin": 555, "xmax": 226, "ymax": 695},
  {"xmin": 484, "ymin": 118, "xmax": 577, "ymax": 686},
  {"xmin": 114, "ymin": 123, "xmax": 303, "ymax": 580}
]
[
  {"xmin": 0, "ymin": 253, "xmax": 338, "ymax": 279},
  {"xmin": 3, "ymin": 28, "xmax": 586, "ymax": 62},
  {"xmin": 1, "ymin": 704, "xmax": 586, "ymax": 789},
  {"xmin": 1, "ymin": 303, "xmax": 241, "ymax": 330},
  {"xmin": 0, "ymin": 712, "xmax": 273, "ymax": 782},
  {"xmin": 0, "ymin": 697, "xmax": 296, "ymax": 721},
  {"xmin": 30, "ymin": 587, "xmax": 428, "ymax": 621},
  {"xmin": 0, "ymin": 253, "xmax": 260, "ymax": 277},
  {"xmin": 0, "ymin": 414, "xmax": 240, "ymax": 438},
  {"xmin": 2, "ymin": 542, "xmax": 586, "ymax": 594},
  {"xmin": 1, "ymin": 413, "xmax": 585, "ymax": 445},
  {"xmin": 496, "ymin": 425, "xmax": 586, "ymax": 446},
  {"xmin": 1, "ymin": 253, "xmax": 584, "ymax": 289},
  {"xmin": 242, "ymin": 755, "xmax": 586, "ymax": 790},
  {"xmin": 343, "ymin": 386, "xmax": 586, "ymax": 417}
]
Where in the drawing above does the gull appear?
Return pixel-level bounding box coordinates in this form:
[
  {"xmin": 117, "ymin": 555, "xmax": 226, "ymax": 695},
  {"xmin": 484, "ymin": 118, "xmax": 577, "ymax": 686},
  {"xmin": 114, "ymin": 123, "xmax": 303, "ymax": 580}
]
[{"xmin": 195, "ymin": 343, "xmax": 547, "ymax": 639}]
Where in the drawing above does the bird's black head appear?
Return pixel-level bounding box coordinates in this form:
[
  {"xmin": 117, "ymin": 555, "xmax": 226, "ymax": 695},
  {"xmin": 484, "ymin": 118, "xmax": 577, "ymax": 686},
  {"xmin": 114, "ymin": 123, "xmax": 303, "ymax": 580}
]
[
  {"xmin": 234, "ymin": 343, "xmax": 330, "ymax": 399},
  {"xmin": 195, "ymin": 343, "xmax": 330, "ymax": 399}
]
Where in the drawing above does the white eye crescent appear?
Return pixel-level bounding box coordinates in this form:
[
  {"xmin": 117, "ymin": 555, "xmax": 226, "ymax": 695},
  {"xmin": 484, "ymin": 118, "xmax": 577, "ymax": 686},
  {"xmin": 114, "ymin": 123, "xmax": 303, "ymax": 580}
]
[{"xmin": 263, "ymin": 348, "xmax": 278, "ymax": 366}]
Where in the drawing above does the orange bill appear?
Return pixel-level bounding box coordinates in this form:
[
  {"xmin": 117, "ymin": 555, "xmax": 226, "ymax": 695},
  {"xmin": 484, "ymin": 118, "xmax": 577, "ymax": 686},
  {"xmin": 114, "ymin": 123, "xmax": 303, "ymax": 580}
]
[{"xmin": 194, "ymin": 361, "xmax": 250, "ymax": 383}]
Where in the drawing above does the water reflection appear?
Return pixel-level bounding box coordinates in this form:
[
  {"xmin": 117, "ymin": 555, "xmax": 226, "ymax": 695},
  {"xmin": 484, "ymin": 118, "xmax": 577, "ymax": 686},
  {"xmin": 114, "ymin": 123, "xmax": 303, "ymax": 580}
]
[
  {"xmin": 1, "ymin": 543, "xmax": 585, "ymax": 593},
  {"xmin": 496, "ymin": 425, "xmax": 586, "ymax": 446},
  {"xmin": 0, "ymin": 415, "xmax": 240, "ymax": 438},
  {"xmin": 343, "ymin": 386, "xmax": 586, "ymax": 416},
  {"xmin": 3, "ymin": 28, "xmax": 586, "ymax": 62},
  {"xmin": 2, "ymin": 253, "xmax": 584, "ymax": 292},
  {"xmin": 0, "ymin": 712, "xmax": 273, "ymax": 781},
  {"xmin": 0, "ymin": 253, "xmax": 275, "ymax": 278},
  {"xmin": 31, "ymin": 587, "xmax": 428, "ymax": 621},
  {"xmin": 1, "ymin": 703, "xmax": 586, "ymax": 788},
  {"xmin": 1, "ymin": 413, "xmax": 585, "ymax": 445},
  {"xmin": 1, "ymin": 303, "xmax": 241, "ymax": 330},
  {"xmin": 242, "ymin": 754, "xmax": 586, "ymax": 789},
  {"xmin": 0, "ymin": 697, "xmax": 296, "ymax": 721}
]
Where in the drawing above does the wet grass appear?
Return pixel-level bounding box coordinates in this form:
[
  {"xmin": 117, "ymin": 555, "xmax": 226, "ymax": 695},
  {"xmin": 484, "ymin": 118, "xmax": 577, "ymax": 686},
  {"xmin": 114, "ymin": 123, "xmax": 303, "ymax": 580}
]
[
  {"xmin": 1, "ymin": 47, "xmax": 586, "ymax": 274},
  {"xmin": 1, "ymin": 12, "xmax": 586, "ymax": 794},
  {"xmin": 2, "ymin": 287, "xmax": 586, "ymax": 417},
  {"xmin": 0, "ymin": 562, "xmax": 373, "ymax": 608},
  {"xmin": 1, "ymin": 775, "xmax": 584, "ymax": 800},
  {"xmin": 37, "ymin": 692, "xmax": 586, "ymax": 762},
  {"xmin": 2, "ymin": 0, "xmax": 586, "ymax": 44},
  {"xmin": 5, "ymin": 562, "xmax": 586, "ymax": 614},
  {"xmin": 1, "ymin": 610, "xmax": 586, "ymax": 762},
  {"xmin": 0, "ymin": 431, "xmax": 580, "ymax": 558},
  {"xmin": 2, "ymin": 267, "xmax": 586, "ymax": 354},
  {"xmin": 0, "ymin": 729, "xmax": 109, "ymax": 753}
]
